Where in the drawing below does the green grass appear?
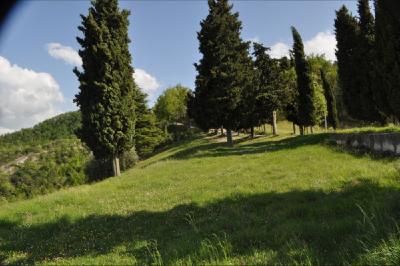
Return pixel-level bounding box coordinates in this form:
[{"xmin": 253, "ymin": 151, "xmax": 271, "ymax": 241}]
[
  {"xmin": 1, "ymin": 132, "xmax": 400, "ymax": 265},
  {"xmin": 337, "ymin": 125, "xmax": 400, "ymax": 134}
]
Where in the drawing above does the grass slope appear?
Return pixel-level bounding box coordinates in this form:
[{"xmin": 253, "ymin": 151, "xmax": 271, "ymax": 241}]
[{"xmin": 1, "ymin": 133, "xmax": 400, "ymax": 265}]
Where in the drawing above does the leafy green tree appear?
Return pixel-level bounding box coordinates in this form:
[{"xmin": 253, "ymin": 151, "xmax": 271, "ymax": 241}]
[
  {"xmin": 154, "ymin": 85, "xmax": 190, "ymax": 133},
  {"xmin": 74, "ymin": 0, "xmax": 136, "ymax": 176},
  {"xmin": 320, "ymin": 69, "xmax": 339, "ymax": 129},
  {"xmin": 134, "ymin": 88, "xmax": 164, "ymax": 158},
  {"xmin": 193, "ymin": 0, "xmax": 253, "ymax": 145},
  {"xmin": 374, "ymin": 0, "xmax": 400, "ymax": 121},
  {"xmin": 291, "ymin": 26, "xmax": 315, "ymax": 134}
]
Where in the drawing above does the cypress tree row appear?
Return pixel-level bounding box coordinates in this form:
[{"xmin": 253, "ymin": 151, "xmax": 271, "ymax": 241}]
[
  {"xmin": 291, "ymin": 26, "xmax": 315, "ymax": 134},
  {"xmin": 374, "ymin": 0, "xmax": 400, "ymax": 121},
  {"xmin": 356, "ymin": 0, "xmax": 384, "ymax": 123},
  {"xmin": 320, "ymin": 69, "xmax": 339, "ymax": 129},
  {"xmin": 192, "ymin": 0, "xmax": 253, "ymax": 145},
  {"xmin": 74, "ymin": 0, "xmax": 136, "ymax": 176},
  {"xmin": 335, "ymin": 6, "xmax": 362, "ymax": 122}
]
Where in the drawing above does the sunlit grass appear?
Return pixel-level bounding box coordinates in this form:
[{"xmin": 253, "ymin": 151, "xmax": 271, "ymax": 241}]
[{"xmin": 1, "ymin": 132, "xmax": 400, "ymax": 265}]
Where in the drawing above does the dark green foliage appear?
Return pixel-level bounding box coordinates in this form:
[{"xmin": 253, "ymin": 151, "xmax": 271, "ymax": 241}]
[
  {"xmin": 242, "ymin": 42, "xmax": 282, "ymax": 130},
  {"xmin": 291, "ymin": 26, "xmax": 316, "ymax": 128},
  {"xmin": 320, "ymin": 69, "xmax": 339, "ymax": 129},
  {"xmin": 192, "ymin": 0, "xmax": 253, "ymax": 139},
  {"xmin": 280, "ymin": 58, "xmax": 299, "ymax": 125},
  {"xmin": 374, "ymin": 0, "xmax": 400, "ymax": 121},
  {"xmin": 74, "ymin": 0, "xmax": 136, "ymax": 161},
  {"xmin": 134, "ymin": 88, "xmax": 164, "ymax": 158}
]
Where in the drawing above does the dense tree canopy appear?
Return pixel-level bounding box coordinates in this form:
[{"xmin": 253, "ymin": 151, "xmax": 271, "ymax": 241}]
[
  {"xmin": 192, "ymin": 0, "xmax": 253, "ymax": 144},
  {"xmin": 74, "ymin": 0, "xmax": 136, "ymax": 176}
]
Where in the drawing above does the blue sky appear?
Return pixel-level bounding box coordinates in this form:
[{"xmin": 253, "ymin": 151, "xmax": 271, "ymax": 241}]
[{"xmin": 0, "ymin": 0, "xmax": 358, "ymax": 133}]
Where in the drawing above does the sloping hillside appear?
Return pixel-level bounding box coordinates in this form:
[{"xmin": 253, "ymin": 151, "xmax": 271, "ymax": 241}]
[
  {"xmin": 0, "ymin": 112, "xmax": 90, "ymax": 200},
  {"xmin": 1, "ymin": 133, "xmax": 400, "ymax": 265}
]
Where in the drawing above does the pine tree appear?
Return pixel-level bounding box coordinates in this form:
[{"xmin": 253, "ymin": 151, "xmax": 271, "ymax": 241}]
[
  {"xmin": 251, "ymin": 42, "xmax": 282, "ymax": 136},
  {"xmin": 134, "ymin": 88, "xmax": 164, "ymax": 158},
  {"xmin": 335, "ymin": 6, "xmax": 362, "ymax": 121},
  {"xmin": 374, "ymin": 0, "xmax": 400, "ymax": 121},
  {"xmin": 193, "ymin": 0, "xmax": 253, "ymax": 145},
  {"xmin": 74, "ymin": 0, "xmax": 136, "ymax": 176},
  {"xmin": 291, "ymin": 26, "xmax": 315, "ymax": 134},
  {"xmin": 320, "ymin": 69, "xmax": 339, "ymax": 129}
]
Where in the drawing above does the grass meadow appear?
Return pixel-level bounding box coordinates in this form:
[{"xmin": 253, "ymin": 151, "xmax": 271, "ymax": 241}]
[{"xmin": 1, "ymin": 126, "xmax": 400, "ymax": 264}]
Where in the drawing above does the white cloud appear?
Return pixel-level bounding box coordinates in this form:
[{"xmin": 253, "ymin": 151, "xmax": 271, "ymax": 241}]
[
  {"xmin": 0, "ymin": 56, "xmax": 64, "ymax": 131},
  {"xmin": 304, "ymin": 31, "xmax": 336, "ymax": 61},
  {"xmin": 0, "ymin": 127, "xmax": 14, "ymax": 135},
  {"xmin": 269, "ymin": 42, "xmax": 290, "ymax": 59},
  {"xmin": 47, "ymin": 42, "xmax": 82, "ymax": 66},
  {"xmin": 268, "ymin": 31, "xmax": 337, "ymax": 61},
  {"xmin": 247, "ymin": 36, "xmax": 261, "ymax": 44},
  {"xmin": 133, "ymin": 68, "xmax": 161, "ymax": 104}
]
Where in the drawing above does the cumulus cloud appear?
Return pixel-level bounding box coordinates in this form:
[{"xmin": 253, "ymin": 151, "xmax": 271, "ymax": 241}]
[
  {"xmin": 47, "ymin": 42, "xmax": 82, "ymax": 66},
  {"xmin": 304, "ymin": 31, "xmax": 336, "ymax": 61},
  {"xmin": 0, "ymin": 56, "xmax": 64, "ymax": 131},
  {"xmin": 133, "ymin": 68, "xmax": 161, "ymax": 104},
  {"xmin": 268, "ymin": 31, "xmax": 337, "ymax": 61},
  {"xmin": 269, "ymin": 42, "xmax": 291, "ymax": 59}
]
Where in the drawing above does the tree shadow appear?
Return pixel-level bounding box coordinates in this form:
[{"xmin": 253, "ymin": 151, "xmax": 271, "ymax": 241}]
[
  {"xmin": 1, "ymin": 179, "xmax": 400, "ymax": 264},
  {"xmin": 169, "ymin": 134, "xmax": 329, "ymax": 160}
]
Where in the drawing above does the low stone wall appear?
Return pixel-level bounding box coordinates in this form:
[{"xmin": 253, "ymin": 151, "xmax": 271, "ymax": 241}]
[{"xmin": 330, "ymin": 133, "xmax": 400, "ymax": 155}]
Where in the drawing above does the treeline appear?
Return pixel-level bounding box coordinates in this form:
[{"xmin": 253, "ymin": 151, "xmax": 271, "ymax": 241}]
[
  {"xmin": 335, "ymin": 0, "xmax": 400, "ymax": 125},
  {"xmin": 188, "ymin": 0, "xmax": 340, "ymax": 144}
]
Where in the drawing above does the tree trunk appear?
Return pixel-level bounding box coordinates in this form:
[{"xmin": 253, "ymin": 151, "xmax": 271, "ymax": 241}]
[
  {"xmin": 272, "ymin": 110, "xmax": 278, "ymax": 136},
  {"xmin": 324, "ymin": 115, "xmax": 328, "ymax": 131},
  {"xmin": 263, "ymin": 124, "xmax": 266, "ymax": 134},
  {"xmin": 227, "ymin": 129, "xmax": 233, "ymax": 146},
  {"xmin": 250, "ymin": 126, "xmax": 254, "ymax": 138},
  {"xmin": 300, "ymin": 126, "xmax": 304, "ymax": 135},
  {"xmin": 220, "ymin": 127, "xmax": 224, "ymax": 135},
  {"xmin": 293, "ymin": 122, "xmax": 296, "ymax": 135},
  {"xmin": 310, "ymin": 126, "xmax": 314, "ymax": 134},
  {"xmin": 112, "ymin": 156, "xmax": 121, "ymax": 177}
]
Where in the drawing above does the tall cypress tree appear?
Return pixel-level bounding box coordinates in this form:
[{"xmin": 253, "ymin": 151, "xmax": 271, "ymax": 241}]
[
  {"xmin": 374, "ymin": 0, "xmax": 400, "ymax": 121},
  {"xmin": 74, "ymin": 0, "xmax": 136, "ymax": 176},
  {"xmin": 335, "ymin": 6, "xmax": 362, "ymax": 121},
  {"xmin": 291, "ymin": 26, "xmax": 315, "ymax": 134},
  {"xmin": 357, "ymin": 0, "xmax": 385, "ymax": 123},
  {"xmin": 320, "ymin": 69, "xmax": 339, "ymax": 129},
  {"xmin": 193, "ymin": 0, "xmax": 253, "ymax": 145}
]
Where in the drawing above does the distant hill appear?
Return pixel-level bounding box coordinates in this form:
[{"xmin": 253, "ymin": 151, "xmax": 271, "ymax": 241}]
[
  {"xmin": 0, "ymin": 111, "xmax": 90, "ymax": 200},
  {"xmin": 0, "ymin": 111, "xmax": 81, "ymax": 145}
]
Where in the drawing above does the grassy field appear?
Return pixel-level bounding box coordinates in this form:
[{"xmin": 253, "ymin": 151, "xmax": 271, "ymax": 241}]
[{"xmin": 1, "ymin": 130, "xmax": 400, "ymax": 265}]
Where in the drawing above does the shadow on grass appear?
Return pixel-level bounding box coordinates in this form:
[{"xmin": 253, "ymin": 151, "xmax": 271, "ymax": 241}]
[
  {"xmin": 1, "ymin": 179, "xmax": 400, "ymax": 264},
  {"xmin": 169, "ymin": 134, "xmax": 330, "ymax": 160}
]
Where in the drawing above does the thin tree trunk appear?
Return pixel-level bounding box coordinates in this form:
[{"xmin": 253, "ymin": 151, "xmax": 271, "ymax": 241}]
[
  {"xmin": 227, "ymin": 129, "xmax": 233, "ymax": 146},
  {"xmin": 300, "ymin": 125, "xmax": 304, "ymax": 135},
  {"xmin": 112, "ymin": 156, "xmax": 121, "ymax": 177},
  {"xmin": 263, "ymin": 124, "xmax": 266, "ymax": 134},
  {"xmin": 250, "ymin": 126, "xmax": 254, "ymax": 138},
  {"xmin": 293, "ymin": 122, "xmax": 296, "ymax": 135},
  {"xmin": 220, "ymin": 127, "xmax": 224, "ymax": 135},
  {"xmin": 272, "ymin": 110, "xmax": 278, "ymax": 136},
  {"xmin": 324, "ymin": 115, "xmax": 328, "ymax": 131},
  {"xmin": 310, "ymin": 126, "xmax": 314, "ymax": 134}
]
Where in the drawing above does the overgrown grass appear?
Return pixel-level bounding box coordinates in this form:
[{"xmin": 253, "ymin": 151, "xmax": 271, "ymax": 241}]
[
  {"xmin": 1, "ymin": 132, "xmax": 400, "ymax": 264},
  {"xmin": 337, "ymin": 125, "xmax": 400, "ymax": 134}
]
